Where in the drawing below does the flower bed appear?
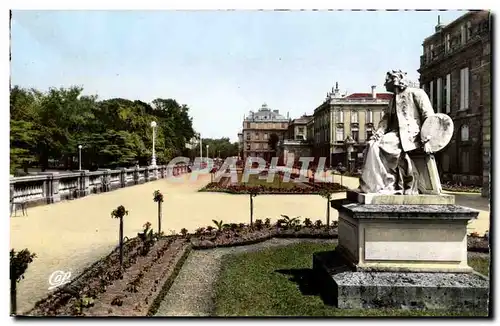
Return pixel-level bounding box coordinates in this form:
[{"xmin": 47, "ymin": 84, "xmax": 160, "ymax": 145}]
[
  {"xmin": 27, "ymin": 235, "xmax": 190, "ymax": 316},
  {"xmin": 189, "ymin": 218, "xmax": 338, "ymax": 249},
  {"xmin": 442, "ymin": 182, "xmax": 482, "ymax": 193},
  {"xmin": 467, "ymin": 232, "xmax": 489, "ymax": 253},
  {"xmin": 199, "ymin": 181, "xmax": 348, "ymax": 195}
]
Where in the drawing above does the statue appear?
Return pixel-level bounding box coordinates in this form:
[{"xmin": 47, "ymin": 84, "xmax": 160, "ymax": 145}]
[{"xmin": 359, "ymin": 70, "xmax": 453, "ymax": 195}]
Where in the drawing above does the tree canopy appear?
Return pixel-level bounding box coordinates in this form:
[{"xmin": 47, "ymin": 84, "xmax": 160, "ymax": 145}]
[
  {"xmin": 10, "ymin": 86, "xmax": 198, "ymax": 174},
  {"xmin": 185, "ymin": 137, "xmax": 239, "ymax": 161}
]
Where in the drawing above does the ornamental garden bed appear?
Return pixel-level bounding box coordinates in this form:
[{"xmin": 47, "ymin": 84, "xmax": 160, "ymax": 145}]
[
  {"xmin": 24, "ymin": 221, "xmax": 487, "ymax": 316},
  {"xmin": 199, "ymin": 171, "xmax": 349, "ymax": 195},
  {"xmin": 189, "ymin": 218, "xmax": 339, "ymax": 250},
  {"xmin": 27, "ymin": 234, "xmax": 191, "ymax": 316},
  {"xmin": 441, "ymin": 182, "xmax": 482, "ymax": 193},
  {"xmin": 467, "ymin": 233, "xmax": 489, "ymax": 253}
]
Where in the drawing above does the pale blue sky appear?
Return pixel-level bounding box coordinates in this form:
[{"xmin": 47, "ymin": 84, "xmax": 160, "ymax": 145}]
[{"xmin": 11, "ymin": 10, "xmax": 465, "ymax": 142}]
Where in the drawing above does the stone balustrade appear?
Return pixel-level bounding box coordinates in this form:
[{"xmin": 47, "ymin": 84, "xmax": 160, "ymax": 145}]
[{"xmin": 9, "ymin": 164, "xmax": 190, "ymax": 209}]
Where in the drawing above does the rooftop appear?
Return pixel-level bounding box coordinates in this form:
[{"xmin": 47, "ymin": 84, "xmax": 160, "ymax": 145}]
[
  {"xmin": 244, "ymin": 103, "xmax": 289, "ymax": 122},
  {"xmin": 345, "ymin": 93, "xmax": 393, "ymax": 100}
]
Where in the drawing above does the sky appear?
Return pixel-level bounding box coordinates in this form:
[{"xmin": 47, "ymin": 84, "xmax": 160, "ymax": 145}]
[{"xmin": 11, "ymin": 10, "xmax": 466, "ymax": 142}]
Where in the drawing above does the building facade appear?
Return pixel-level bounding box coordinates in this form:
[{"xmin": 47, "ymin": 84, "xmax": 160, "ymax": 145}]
[
  {"xmin": 237, "ymin": 132, "xmax": 243, "ymax": 160},
  {"xmin": 313, "ymin": 83, "xmax": 391, "ymax": 169},
  {"xmin": 242, "ymin": 103, "xmax": 290, "ymax": 162},
  {"xmin": 418, "ymin": 10, "xmax": 491, "ymax": 197},
  {"xmin": 278, "ymin": 115, "xmax": 313, "ymax": 165}
]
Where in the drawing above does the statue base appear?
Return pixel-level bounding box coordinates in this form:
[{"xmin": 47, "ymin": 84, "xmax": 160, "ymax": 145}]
[
  {"xmin": 314, "ymin": 196, "xmax": 489, "ymax": 312},
  {"xmin": 330, "ymin": 196, "xmax": 479, "ymax": 273},
  {"xmin": 313, "ymin": 250, "xmax": 489, "ymax": 312}
]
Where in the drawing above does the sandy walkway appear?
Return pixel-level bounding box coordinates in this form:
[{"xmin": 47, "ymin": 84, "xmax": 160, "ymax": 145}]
[{"xmin": 10, "ymin": 172, "xmax": 490, "ymax": 314}]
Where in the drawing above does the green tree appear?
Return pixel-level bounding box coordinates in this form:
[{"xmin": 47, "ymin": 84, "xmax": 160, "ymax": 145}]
[{"xmin": 10, "ymin": 249, "xmax": 36, "ymax": 315}]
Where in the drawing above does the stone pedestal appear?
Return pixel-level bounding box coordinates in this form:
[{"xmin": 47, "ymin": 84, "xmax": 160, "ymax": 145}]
[
  {"xmin": 78, "ymin": 170, "xmax": 90, "ymax": 197},
  {"xmin": 312, "ymin": 190, "xmax": 489, "ymax": 312}
]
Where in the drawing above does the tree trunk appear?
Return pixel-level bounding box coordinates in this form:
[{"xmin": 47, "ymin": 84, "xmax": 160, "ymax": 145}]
[
  {"xmin": 119, "ymin": 217, "xmax": 124, "ymax": 266},
  {"xmin": 41, "ymin": 151, "xmax": 49, "ymax": 172},
  {"xmin": 326, "ymin": 198, "xmax": 330, "ymax": 229},
  {"xmin": 158, "ymin": 202, "xmax": 162, "ymax": 235},
  {"xmin": 10, "ymin": 279, "xmax": 16, "ymax": 316},
  {"xmin": 250, "ymin": 195, "xmax": 253, "ymax": 226}
]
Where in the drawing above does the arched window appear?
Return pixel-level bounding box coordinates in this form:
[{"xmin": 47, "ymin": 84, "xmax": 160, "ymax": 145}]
[{"xmin": 460, "ymin": 125, "xmax": 469, "ymax": 142}]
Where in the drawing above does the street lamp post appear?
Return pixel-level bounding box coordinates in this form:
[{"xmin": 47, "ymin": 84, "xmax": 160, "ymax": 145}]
[
  {"xmin": 206, "ymin": 145, "xmax": 209, "ymax": 161},
  {"xmin": 199, "ymin": 133, "xmax": 203, "ymax": 164},
  {"xmin": 78, "ymin": 145, "xmax": 82, "ymax": 170},
  {"xmin": 151, "ymin": 121, "xmax": 157, "ymax": 167}
]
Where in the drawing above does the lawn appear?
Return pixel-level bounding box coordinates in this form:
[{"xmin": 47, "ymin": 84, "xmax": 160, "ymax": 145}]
[{"xmin": 214, "ymin": 242, "xmax": 489, "ymax": 317}]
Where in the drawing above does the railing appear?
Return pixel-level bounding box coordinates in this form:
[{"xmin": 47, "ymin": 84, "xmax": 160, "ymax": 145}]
[{"xmin": 9, "ymin": 164, "xmax": 190, "ymax": 210}]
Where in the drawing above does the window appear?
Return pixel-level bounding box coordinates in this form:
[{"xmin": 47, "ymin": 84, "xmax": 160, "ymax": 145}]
[
  {"xmin": 264, "ymin": 133, "xmax": 268, "ymax": 140},
  {"xmin": 246, "ymin": 133, "xmax": 251, "ymax": 140},
  {"xmin": 366, "ymin": 110, "xmax": 373, "ymax": 123},
  {"xmin": 430, "ymin": 44, "xmax": 434, "ymax": 60},
  {"xmin": 264, "ymin": 143, "xmax": 268, "ymax": 149},
  {"xmin": 336, "ymin": 128, "xmax": 344, "ymax": 141},
  {"xmin": 429, "ymin": 80, "xmax": 434, "ymax": 105},
  {"xmin": 445, "ymin": 74, "xmax": 451, "ymax": 113},
  {"xmin": 366, "ymin": 128, "xmax": 373, "ymax": 140},
  {"xmin": 246, "ymin": 122, "xmax": 251, "ymax": 128},
  {"xmin": 461, "ymin": 24, "xmax": 466, "ymax": 44},
  {"xmin": 445, "ymin": 34, "xmax": 451, "ymax": 52},
  {"xmin": 352, "ymin": 127, "xmax": 359, "ymax": 142},
  {"xmin": 246, "ymin": 144, "xmax": 250, "ymax": 150},
  {"xmin": 351, "ymin": 110, "xmax": 358, "ymax": 123},
  {"xmin": 460, "ymin": 125, "xmax": 469, "ymax": 142},
  {"xmin": 461, "ymin": 150, "xmax": 470, "ymax": 173},
  {"xmin": 298, "ymin": 127, "xmax": 304, "ymax": 133},
  {"xmin": 436, "ymin": 77, "xmax": 442, "ymax": 113},
  {"xmin": 255, "ymin": 132, "xmax": 259, "ymax": 140},
  {"xmin": 336, "ymin": 110, "xmax": 344, "ymax": 123},
  {"xmin": 460, "ymin": 67, "xmax": 469, "ymax": 110}
]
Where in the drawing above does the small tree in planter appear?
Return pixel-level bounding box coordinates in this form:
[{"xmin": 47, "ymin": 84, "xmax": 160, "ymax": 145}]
[
  {"xmin": 210, "ymin": 167, "xmax": 217, "ymax": 183},
  {"xmin": 319, "ymin": 189, "xmax": 335, "ymax": 229},
  {"xmin": 249, "ymin": 187, "xmax": 259, "ymax": 226},
  {"xmin": 153, "ymin": 190, "xmax": 164, "ymax": 235},
  {"xmin": 10, "ymin": 249, "xmax": 36, "ymax": 315},
  {"xmin": 111, "ymin": 205, "xmax": 128, "ymax": 267}
]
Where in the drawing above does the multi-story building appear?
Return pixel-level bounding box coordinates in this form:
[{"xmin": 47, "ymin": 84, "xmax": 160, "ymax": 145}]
[
  {"xmin": 313, "ymin": 83, "xmax": 391, "ymax": 169},
  {"xmin": 286, "ymin": 114, "xmax": 313, "ymax": 140},
  {"xmin": 242, "ymin": 103, "xmax": 290, "ymax": 162},
  {"xmin": 306, "ymin": 115, "xmax": 315, "ymax": 144},
  {"xmin": 418, "ymin": 10, "xmax": 491, "ymax": 197},
  {"xmin": 278, "ymin": 114, "xmax": 313, "ymax": 165},
  {"xmin": 237, "ymin": 132, "xmax": 243, "ymax": 160}
]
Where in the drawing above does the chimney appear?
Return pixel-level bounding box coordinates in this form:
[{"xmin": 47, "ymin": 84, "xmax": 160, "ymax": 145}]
[
  {"xmin": 435, "ymin": 14, "xmax": 444, "ymax": 32},
  {"xmin": 371, "ymin": 85, "xmax": 377, "ymax": 99}
]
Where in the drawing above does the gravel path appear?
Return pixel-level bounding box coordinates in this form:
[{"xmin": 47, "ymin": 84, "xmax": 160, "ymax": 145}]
[{"xmin": 154, "ymin": 238, "xmax": 336, "ymax": 316}]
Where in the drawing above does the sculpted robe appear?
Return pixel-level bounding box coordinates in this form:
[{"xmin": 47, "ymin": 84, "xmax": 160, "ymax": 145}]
[{"xmin": 359, "ymin": 87, "xmax": 435, "ymax": 194}]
